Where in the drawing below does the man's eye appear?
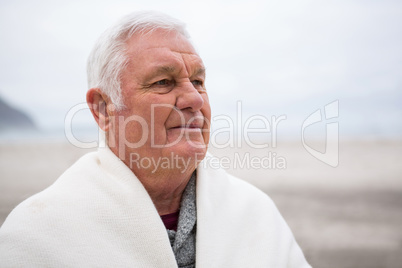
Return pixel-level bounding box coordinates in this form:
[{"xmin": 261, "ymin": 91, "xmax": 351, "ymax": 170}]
[
  {"xmin": 192, "ymin": 80, "xmax": 203, "ymax": 86},
  {"xmin": 154, "ymin": 79, "xmax": 172, "ymax": 86}
]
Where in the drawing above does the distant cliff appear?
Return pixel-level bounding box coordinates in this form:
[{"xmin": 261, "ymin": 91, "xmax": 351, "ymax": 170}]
[{"xmin": 0, "ymin": 96, "xmax": 37, "ymax": 131}]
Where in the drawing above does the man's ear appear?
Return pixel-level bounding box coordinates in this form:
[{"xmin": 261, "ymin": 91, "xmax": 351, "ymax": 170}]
[{"xmin": 86, "ymin": 88, "xmax": 112, "ymax": 131}]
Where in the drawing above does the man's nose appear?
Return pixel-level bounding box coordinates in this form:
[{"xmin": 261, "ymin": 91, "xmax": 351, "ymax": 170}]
[{"xmin": 175, "ymin": 82, "xmax": 204, "ymax": 112}]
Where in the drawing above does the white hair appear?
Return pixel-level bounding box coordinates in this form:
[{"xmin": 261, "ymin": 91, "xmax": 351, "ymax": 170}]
[{"xmin": 87, "ymin": 11, "xmax": 190, "ymax": 110}]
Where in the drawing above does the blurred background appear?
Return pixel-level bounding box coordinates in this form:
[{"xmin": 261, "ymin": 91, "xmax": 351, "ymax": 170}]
[{"xmin": 0, "ymin": 0, "xmax": 401, "ymax": 267}]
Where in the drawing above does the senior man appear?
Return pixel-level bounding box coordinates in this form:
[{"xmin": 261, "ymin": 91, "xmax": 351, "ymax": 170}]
[{"xmin": 0, "ymin": 11, "xmax": 310, "ymax": 267}]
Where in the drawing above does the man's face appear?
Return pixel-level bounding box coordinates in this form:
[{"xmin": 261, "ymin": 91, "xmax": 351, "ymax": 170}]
[{"xmin": 109, "ymin": 29, "xmax": 211, "ymax": 175}]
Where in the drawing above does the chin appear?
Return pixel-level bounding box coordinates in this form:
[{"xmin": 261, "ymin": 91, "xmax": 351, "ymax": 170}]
[{"xmin": 171, "ymin": 140, "xmax": 207, "ymax": 161}]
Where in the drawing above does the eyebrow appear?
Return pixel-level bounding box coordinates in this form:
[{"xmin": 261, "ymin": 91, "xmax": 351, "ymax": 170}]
[
  {"xmin": 147, "ymin": 66, "xmax": 205, "ymax": 79},
  {"xmin": 152, "ymin": 66, "xmax": 177, "ymax": 76},
  {"xmin": 193, "ymin": 67, "xmax": 206, "ymax": 77},
  {"xmin": 141, "ymin": 66, "xmax": 176, "ymax": 85}
]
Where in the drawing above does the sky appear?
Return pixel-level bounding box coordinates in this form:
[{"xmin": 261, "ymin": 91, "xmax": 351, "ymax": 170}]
[{"xmin": 0, "ymin": 0, "xmax": 401, "ymax": 141}]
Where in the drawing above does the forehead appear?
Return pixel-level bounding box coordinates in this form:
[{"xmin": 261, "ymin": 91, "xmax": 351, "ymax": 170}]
[{"xmin": 125, "ymin": 29, "xmax": 204, "ymax": 73}]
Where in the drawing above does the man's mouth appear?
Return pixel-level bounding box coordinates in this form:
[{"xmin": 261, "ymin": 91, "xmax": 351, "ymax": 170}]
[
  {"xmin": 169, "ymin": 121, "xmax": 204, "ymax": 130},
  {"xmin": 171, "ymin": 125, "xmax": 201, "ymax": 131}
]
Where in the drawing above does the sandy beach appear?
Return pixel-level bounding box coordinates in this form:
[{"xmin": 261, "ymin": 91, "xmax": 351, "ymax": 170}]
[{"xmin": 1, "ymin": 139, "xmax": 401, "ymax": 267}]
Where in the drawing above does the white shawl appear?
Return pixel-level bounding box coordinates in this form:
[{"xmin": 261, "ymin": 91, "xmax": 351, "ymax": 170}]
[{"xmin": 0, "ymin": 148, "xmax": 310, "ymax": 267}]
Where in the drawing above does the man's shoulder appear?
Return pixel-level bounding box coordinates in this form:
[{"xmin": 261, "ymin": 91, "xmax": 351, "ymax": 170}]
[
  {"xmin": 25, "ymin": 150, "xmax": 100, "ymax": 200},
  {"xmin": 1, "ymin": 151, "xmax": 100, "ymax": 223},
  {"xmin": 1, "ymin": 148, "xmax": 136, "ymax": 222},
  {"xmin": 196, "ymin": 153, "xmax": 311, "ymax": 267},
  {"xmin": 0, "ymin": 148, "xmax": 166, "ymax": 267}
]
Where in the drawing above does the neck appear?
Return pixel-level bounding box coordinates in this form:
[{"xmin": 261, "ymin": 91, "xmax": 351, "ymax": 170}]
[
  {"xmin": 142, "ymin": 169, "xmax": 194, "ymax": 215},
  {"xmin": 122, "ymin": 154, "xmax": 195, "ymax": 215}
]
